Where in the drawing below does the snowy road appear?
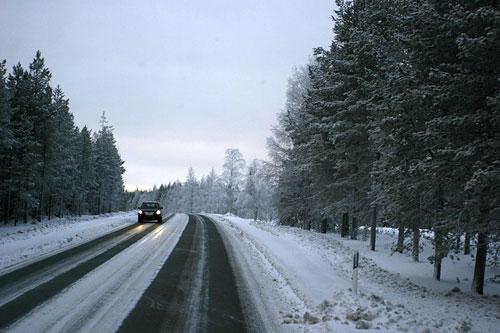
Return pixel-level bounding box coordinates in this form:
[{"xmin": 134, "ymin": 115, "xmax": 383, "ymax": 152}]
[
  {"xmin": 3, "ymin": 212, "xmax": 495, "ymax": 332},
  {"xmin": 118, "ymin": 215, "xmax": 248, "ymax": 332},
  {"xmin": 0, "ymin": 214, "xmax": 255, "ymax": 333},
  {"xmin": 0, "ymin": 222, "xmax": 151, "ymax": 313}
]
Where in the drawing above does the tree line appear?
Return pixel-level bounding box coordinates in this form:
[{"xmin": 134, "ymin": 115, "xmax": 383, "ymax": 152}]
[
  {"xmin": 0, "ymin": 51, "xmax": 126, "ymax": 224},
  {"xmin": 128, "ymin": 148, "xmax": 273, "ymax": 221},
  {"xmin": 266, "ymin": 0, "xmax": 499, "ymax": 294}
]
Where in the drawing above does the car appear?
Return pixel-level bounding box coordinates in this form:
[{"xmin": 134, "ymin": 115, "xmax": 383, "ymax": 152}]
[{"xmin": 137, "ymin": 201, "xmax": 163, "ymax": 223}]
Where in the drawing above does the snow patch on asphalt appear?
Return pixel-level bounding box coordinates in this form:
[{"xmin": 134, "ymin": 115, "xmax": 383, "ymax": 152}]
[
  {"xmin": 0, "ymin": 212, "xmax": 136, "ymax": 272},
  {"xmin": 7, "ymin": 214, "xmax": 188, "ymax": 333},
  {"xmin": 212, "ymin": 214, "xmax": 500, "ymax": 333}
]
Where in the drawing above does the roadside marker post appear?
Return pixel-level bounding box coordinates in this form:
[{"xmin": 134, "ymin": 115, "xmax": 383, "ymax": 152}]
[{"xmin": 353, "ymin": 251, "xmax": 359, "ymax": 295}]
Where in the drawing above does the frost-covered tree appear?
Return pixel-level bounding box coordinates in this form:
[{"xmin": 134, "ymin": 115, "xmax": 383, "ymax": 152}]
[
  {"xmin": 184, "ymin": 167, "xmax": 199, "ymax": 213},
  {"xmin": 241, "ymin": 159, "xmax": 272, "ymax": 221},
  {"xmin": 129, "ymin": 150, "xmax": 275, "ymax": 221},
  {"xmin": 93, "ymin": 112, "xmax": 125, "ymax": 214},
  {"xmin": 221, "ymin": 148, "xmax": 245, "ymax": 214},
  {"xmin": 266, "ymin": 0, "xmax": 500, "ymax": 292},
  {"xmin": 199, "ymin": 169, "xmax": 223, "ymax": 213},
  {"xmin": 266, "ymin": 66, "xmax": 313, "ymax": 228}
]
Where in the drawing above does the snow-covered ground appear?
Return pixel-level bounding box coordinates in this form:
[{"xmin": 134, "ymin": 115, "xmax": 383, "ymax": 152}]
[
  {"xmin": 0, "ymin": 212, "xmax": 136, "ymax": 272},
  {"xmin": 212, "ymin": 214, "xmax": 500, "ymax": 333},
  {"xmin": 341, "ymin": 227, "xmax": 500, "ymax": 295}
]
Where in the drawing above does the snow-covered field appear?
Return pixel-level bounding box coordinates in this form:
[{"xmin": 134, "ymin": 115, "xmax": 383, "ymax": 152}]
[
  {"xmin": 0, "ymin": 212, "xmax": 136, "ymax": 272},
  {"xmin": 212, "ymin": 214, "xmax": 500, "ymax": 333}
]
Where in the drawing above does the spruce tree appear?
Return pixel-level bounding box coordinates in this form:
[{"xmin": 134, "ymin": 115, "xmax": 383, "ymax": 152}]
[{"xmin": 0, "ymin": 60, "xmax": 14, "ymax": 222}]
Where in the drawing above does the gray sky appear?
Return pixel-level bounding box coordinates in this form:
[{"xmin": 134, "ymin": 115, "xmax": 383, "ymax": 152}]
[{"xmin": 0, "ymin": 0, "xmax": 333, "ymax": 190}]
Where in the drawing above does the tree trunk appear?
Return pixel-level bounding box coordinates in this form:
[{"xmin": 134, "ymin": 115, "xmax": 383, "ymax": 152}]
[
  {"xmin": 433, "ymin": 181, "xmax": 445, "ymax": 281},
  {"xmin": 320, "ymin": 217, "xmax": 327, "ymax": 233},
  {"xmin": 433, "ymin": 229, "xmax": 443, "ymax": 281},
  {"xmin": 14, "ymin": 195, "xmax": 20, "ymax": 226},
  {"xmin": 454, "ymin": 234, "xmax": 461, "ymax": 254},
  {"xmin": 351, "ymin": 216, "xmax": 358, "ymax": 240},
  {"xmin": 59, "ymin": 197, "xmax": 63, "ymax": 218},
  {"xmin": 472, "ymin": 231, "xmax": 488, "ymax": 294},
  {"xmin": 5, "ymin": 191, "xmax": 11, "ymax": 224},
  {"xmin": 464, "ymin": 232, "xmax": 471, "ymax": 255},
  {"xmin": 397, "ymin": 224, "xmax": 405, "ymax": 253},
  {"xmin": 97, "ymin": 191, "xmax": 101, "ymax": 215},
  {"xmin": 38, "ymin": 164, "xmax": 46, "ymax": 222},
  {"xmin": 23, "ymin": 201, "xmax": 28, "ymax": 224},
  {"xmin": 412, "ymin": 224, "xmax": 420, "ymax": 262},
  {"xmin": 341, "ymin": 212, "xmax": 349, "ymax": 238},
  {"xmin": 38, "ymin": 186, "xmax": 44, "ymax": 222},
  {"xmin": 370, "ymin": 205, "xmax": 377, "ymax": 251},
  {"xmin": 48, "ymin": 195, "xmax": 52, "ymax": 220},
  {"xmin": 303, "ymin": 211, "xmax": 311, "ymax": 230}
]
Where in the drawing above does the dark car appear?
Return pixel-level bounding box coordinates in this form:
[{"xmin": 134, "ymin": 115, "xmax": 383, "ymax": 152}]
[{"xmin": 137, "ymin": 201, "xmax": 163, "ymax": 223}]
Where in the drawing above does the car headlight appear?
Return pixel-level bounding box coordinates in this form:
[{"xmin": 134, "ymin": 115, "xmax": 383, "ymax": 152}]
[
  {"xmin": 156, "ymin": 210, "xmax": 161, "ymax": 215},
  {"xmin": 138, "ymin": 210, "xmax": 143, "ymax": 214}
]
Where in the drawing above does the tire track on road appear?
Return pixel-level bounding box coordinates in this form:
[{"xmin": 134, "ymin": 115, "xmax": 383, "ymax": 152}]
[
  {"xmin": 0, "ymin": 221, "xmax": 163, "ymax": 330},
  {"xmin": 118, "ymin": 214, "xmax": 248, "ymax": 333},
  {"xmin": 200, "ymin": 214, "xmax": 247, "ymax": 332},
  {"xmin": 0, "ymin": 223, "xmax": 143, "ymax": 307}
]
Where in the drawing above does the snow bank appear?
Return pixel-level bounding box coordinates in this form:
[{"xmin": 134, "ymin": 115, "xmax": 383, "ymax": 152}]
[
  {"xmin": 212, "ymin": 214, "xmax": 500, "ymax": 333},
  {"xmin": 0, "ymin": 211, "xmax": 136, "ymax": 272}
]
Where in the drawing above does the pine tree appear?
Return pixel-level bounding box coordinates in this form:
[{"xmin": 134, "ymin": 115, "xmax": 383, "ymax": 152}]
[
  {"xmin": 6, "ymin": 63, "xmax": 39, "ymax": 223},
  {"xmin": 76, "ymin": 126, "xmax": 96, "ymax": 214},
  {"xmin": 266, "ymin": 66, "xmax": 313, "ymax": 228},
  {"xmin": 1, "ymin": 52, "xmax": 126, "ymax": 221},
  {"xmin": 266, "ymin": 0, "xmax": 499, "ymax": 287},
  {"xmin": 0, "ymin": 60, "xmax": 14, "ymax": 222},
  {"xmin": 47, "ymin": 86, "xmax": 76, "ymax": 217},
  {"xmin": 25, "ymin": 51, "xmax": 53, "ymax": 221},
  {"xmin": 93, "ymin": 112, "xmax": 125, "ymax": 214}
]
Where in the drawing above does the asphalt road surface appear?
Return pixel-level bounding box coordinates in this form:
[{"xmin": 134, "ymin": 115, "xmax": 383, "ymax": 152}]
[
  {"xmin": 0, "ymin": 214, "xmax": 254, "ymax": 333},
  {"xmin": 118, "ymin": 215, "xmax": 247, "ymax": 333}
]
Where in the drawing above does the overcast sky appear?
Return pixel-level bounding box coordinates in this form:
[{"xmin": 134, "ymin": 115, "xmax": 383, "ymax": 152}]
[{"xmin": 0, "ymin": 0, "xmax": 334, "ymax": 190}]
